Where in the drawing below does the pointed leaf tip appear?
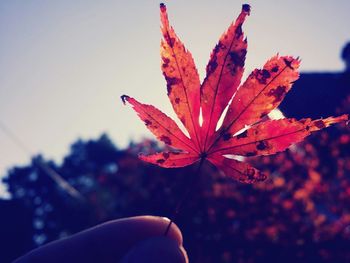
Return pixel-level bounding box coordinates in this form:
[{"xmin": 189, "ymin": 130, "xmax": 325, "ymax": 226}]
[
  {"xmin": 242, "ymin": 4, "xmax": 251, "ymax": 14},
  {"xmin": 160, "ymin": 3, "xmax": 166, "ymax": 11},
  {"xmin": 121, "ymin": 95, "xmax": 129, "ymax": 105}
]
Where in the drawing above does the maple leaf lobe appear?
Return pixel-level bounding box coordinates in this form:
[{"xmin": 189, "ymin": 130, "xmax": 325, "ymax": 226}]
[{"xmin": 200, "ymin": 3, "xmax": 251, "ymax": 149}]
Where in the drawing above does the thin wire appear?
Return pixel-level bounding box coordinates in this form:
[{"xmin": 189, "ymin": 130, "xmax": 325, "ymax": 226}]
[
  {"xmin": 0, "ymin": 120, "xmax": 32, "ymax": 155},
  {"xmin": 0, "ymin": 120, "xmax": 84, "ymax": 201}
]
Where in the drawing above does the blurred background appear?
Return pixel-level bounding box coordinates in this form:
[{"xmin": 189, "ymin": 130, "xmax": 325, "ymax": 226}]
[{"xmin": 1, "ymin": 1, "xmax": 350, "ymax": 262}]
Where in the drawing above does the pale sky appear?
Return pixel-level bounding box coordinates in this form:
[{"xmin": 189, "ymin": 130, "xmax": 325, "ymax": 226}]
[{"xmin": 1, "ymin": 0, "xmax": 349, "ymax": 197}]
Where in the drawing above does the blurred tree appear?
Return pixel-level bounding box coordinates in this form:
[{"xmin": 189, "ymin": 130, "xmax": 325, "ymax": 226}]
[
  {"xmin": 280, "ymin": 42, "xmax": 350, "ymax": 119},
  {"xmin": 0, "ymin": 199, "xmax": 33, "ymax": 263},
  {"xmin": 2, "ymin": 117, "xmax": 350, "ymax": 263}
]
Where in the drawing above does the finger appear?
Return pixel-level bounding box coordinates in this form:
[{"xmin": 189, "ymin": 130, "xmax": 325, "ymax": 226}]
[
  {"xmin": 15, "ymin": 216, "xmax": 183, "ymax": 263},
  {"xmin": 120, "ymin": 237, "xmax": 188, "ymax": 263}
]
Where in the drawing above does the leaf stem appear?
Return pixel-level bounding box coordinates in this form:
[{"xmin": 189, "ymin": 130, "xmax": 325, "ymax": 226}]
[{"xmin": 164, "ymin": 157, "xmax": 205, "ymax": 236}]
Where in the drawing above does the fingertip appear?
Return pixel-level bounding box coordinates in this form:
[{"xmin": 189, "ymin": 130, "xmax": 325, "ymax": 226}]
[
  {"xmin": 156, "ymin": 216, "xmax": 184, "ymax": 245},
  {"xmin": 124, "ymin": 216, "xmax": 183, "ymax": 245},
  {"xmin": 120, "ymin": 237, "xmax": 188, "ymax": 263}
]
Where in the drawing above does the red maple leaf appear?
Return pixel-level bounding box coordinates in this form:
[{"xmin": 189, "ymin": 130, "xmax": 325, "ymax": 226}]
[{"xmin": 121, "ymin": 4, "xmax": 348, "ymax": 184}]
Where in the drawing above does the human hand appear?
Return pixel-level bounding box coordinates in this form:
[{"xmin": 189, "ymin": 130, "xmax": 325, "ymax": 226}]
[{"xmin": 14, "ymin": 216, "xmax": 188, "ymax": 263}]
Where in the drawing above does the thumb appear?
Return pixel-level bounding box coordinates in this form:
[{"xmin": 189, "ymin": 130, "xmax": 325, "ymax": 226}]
[{"xmin": 120, "ymin": 236, "xmax": 188, "ymax": 263}]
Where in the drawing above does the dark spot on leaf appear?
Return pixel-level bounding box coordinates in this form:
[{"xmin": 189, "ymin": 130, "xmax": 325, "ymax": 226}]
[
  {"xmin": 256, "ymin": 69, "xmax": 270, "ymax": 84},
  {"xmin": 257, "ymin": 77, "xmax": 266, "ymax": 84},
  {"xmin": 164, "ymin": 35, "xmax": 176, "ymax": 47},
  {"xmin": 162, "ymin": 152, "xmax": 170, "ymax": 159},
  {"xmin": 305, "ymin": 125, "xmax": 310, "ymax": 131},
  {"xmin": 236, "ymin": 130, "xmax": 248, "ymax": 139},
  {"xmin": 157, "ymin": 159, "xmax": 165, "ymax": 164},
  {"xmin": 258, "ymin": 78, "xmax": 266, "ymax": 85},
  {"xmin": 267, "ymin": 85, "xmax": 287, "ymax": 103},
  {"xmin": 229, "ymin": 49, "xmax": 246, "ymax": 70},
  {"xmin": 283, "ymin": 58, "xmax": 294, "ymax": 69},
  {"xmin": 180, "ymin": 117, "xmax": 186, "ymax": 125},
  {"xmin": 166, "ymin": 76, "xmax": 181, "ymax": 86},
  {"xmin": 246, "ymin": 168, "xmax": 256, "ymax": 180},
  {"xmin": 262, "ymin": 69, "xmax": 271, "ymax": 79},
  {"xmin": 214, "ymin": 41, "xmax": 225, "ymax": 53},
  {"xmin": 235, "ymin": 23, "xmax": 243, "ymax": 38},
  {"xmin": 175, "ymin": 98, "xmax": 180, "ymax": 104},
  {"xmin": 245, "ymin": 151, "xmax": 257, "ymax": 157},
  {"xmin": 162, "ymin": 57, "xmax": 170, "ymax": 68},
  {"xmin": 314, "ymin": 120, "xmax": 326, "ymax": 129},
  {"xmin": 160, "ymin": 135, "xmax": 172, "ymax": 145},
  {"xmin": 164, "ymin": 75, "xmax": 181, "ymax": 94},
  {"xmin": 222, "ymin": 133, "xmax": 232, "ymax": 141},
  {"xmin": 208, "ymin": 43, "xmax": 226, "ymax": 75},
  {"xmin": 144, "ymin": 120, "xmax": 152, "ymax": 126},
  {"xmin": 207, "ymin": 59, "xmax": 218, "ymax": 75},
  {"xmin": 271, "ymin": 66, "xmax": 279, "ymax": 72},
  {"xmin": 245, "ymin": 169, "xmax": 266, "ymax": 183},
  {"xmin": 256, "ymin": 141, "xmax": 269, "ymax": 151},
  {"xmin": 260, "ymin": 112, "xmax": 268, "ymax": 119},
  {"xmin": 219, "ymin": 42, "xmax": 226, "ymax": 49},
  {"xmin": 213, "ymin": 45, "xmax": 219, "ymax": 53}
]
